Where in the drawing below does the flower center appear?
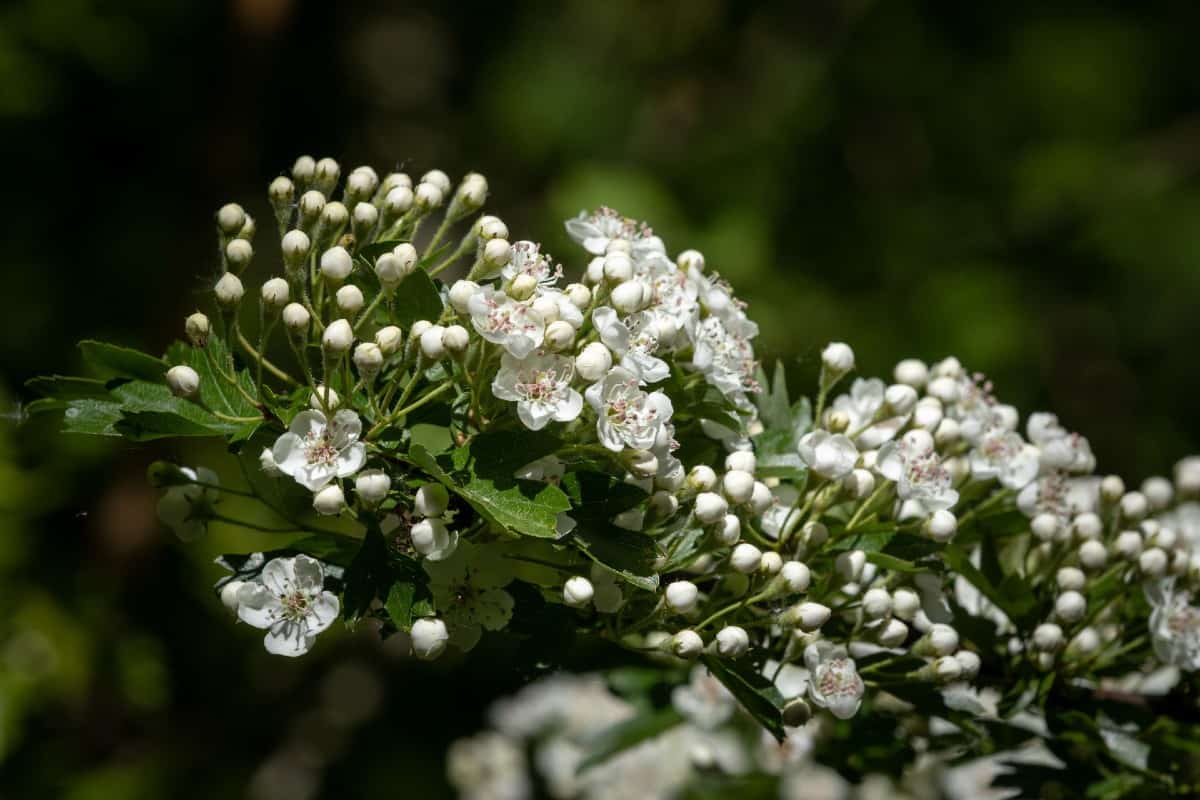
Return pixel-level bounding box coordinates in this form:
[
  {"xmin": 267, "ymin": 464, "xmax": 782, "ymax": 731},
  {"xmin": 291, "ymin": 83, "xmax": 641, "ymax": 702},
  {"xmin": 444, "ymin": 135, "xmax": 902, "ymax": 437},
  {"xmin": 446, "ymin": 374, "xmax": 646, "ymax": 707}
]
[
  {"xmin": 304, "ymin": 433, "xmax": 338, "ymax": 466},
  {"xmin": 280, "ymin": 590, "xmax": 312, "ymax": 622},
  {"xmin": 817, "ymin": 660, "xmax": 862, "ymax": 698}
]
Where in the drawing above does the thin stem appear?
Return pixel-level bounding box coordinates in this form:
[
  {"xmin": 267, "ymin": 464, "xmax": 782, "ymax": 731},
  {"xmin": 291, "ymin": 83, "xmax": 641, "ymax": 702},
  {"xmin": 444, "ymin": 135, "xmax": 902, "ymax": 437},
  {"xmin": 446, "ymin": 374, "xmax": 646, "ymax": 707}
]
[{"xmin": 238, "ymin": 330, "xmax": 298, "ymax": 386}]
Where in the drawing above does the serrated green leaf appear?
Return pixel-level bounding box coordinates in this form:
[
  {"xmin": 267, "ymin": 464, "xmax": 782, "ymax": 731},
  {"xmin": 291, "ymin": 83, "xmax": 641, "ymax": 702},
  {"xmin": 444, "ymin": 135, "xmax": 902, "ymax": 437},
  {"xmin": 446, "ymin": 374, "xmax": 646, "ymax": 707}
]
[
  {"xmin": 107, "ymin": 381, "xmax": 242, "ymax": 440},
  {"xmin": 79, "ymin": 340, "xmax": 166, "ymax": 382},
  {"xmin": 701, "ymin": 655, "xmax": 786, "ymax": 740},
  {"xmin": 167, "ymin": 335, "xmax": 259, "ymax": 419},
  {"xmin": 572, "ymin": 520, "xmax": 660, "ymax": 591},
  {"xmin": 25, "ymin": 375, "xmax": 113, "ymax": 402},
  {"xmin": 61, "ymin": 398, "xmax": 124, "ymax": 436},
  {"xmin": 389, "ymin": 268, "xmax": 444, "ymax": 329},
  {"xmin": 577, "ymin": 707, "xmax": 683, "ymax": 773}
]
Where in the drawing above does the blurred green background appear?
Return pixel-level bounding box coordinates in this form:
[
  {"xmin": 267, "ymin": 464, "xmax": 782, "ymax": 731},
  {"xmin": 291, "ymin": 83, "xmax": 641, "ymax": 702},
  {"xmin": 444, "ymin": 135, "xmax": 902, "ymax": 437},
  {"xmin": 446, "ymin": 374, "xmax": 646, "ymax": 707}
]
[{"xmin": 2, "ymin": 0, "xmax": 1200, "ymax": 796}]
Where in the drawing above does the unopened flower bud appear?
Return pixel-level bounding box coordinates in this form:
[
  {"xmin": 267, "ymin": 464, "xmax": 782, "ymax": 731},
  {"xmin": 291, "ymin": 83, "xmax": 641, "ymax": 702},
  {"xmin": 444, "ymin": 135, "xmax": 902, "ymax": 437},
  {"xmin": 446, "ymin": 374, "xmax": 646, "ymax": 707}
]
[
  {"xmin": 687, "ymin": 465, "xmax": 718, "ymax": 492},
  {"xmin": 355, "ymin": 469, "xmax": 391, "ymax": 508},
  {"xmin": 730, "ymin": 542, "xmax": 762, "ymax": 574},
  {"xmin": 298, "ymin": 190, "xmax": 326, "ymax": 225},
  {"xmin": 1120, "ymin": 491, "xmax": 1148, "ymax": 521},
  {"xmin": 862, "ymin": 587, "xmax": 891, "ymax": 619},
  {"xmin": 474, "ymin": 215, "xmax": 508, "ymax": 241},
  {"xmin": 575, "ymin": 342, "xmax": 613, "ymax": 383},
  {"xmin": 449, "ymin": 280, "xmax": 479, "ymax": 314},
  {"xmin": 666, "ymin": 580, "xmax": 700, "ymax": 614},
  {"xmin": 508, "ymin": 273, "xmax": 537, "ymax": 301},
  {"xmin": 670, "ymin": 629, "xmax": 704, "ymax": 659},
  {"xmin": 1033, "ymin": 622, "xmax": 1063, "ymax": 652},
  {"xmin": 415, "ymin": 484, "xmax": 449, "ymax": 517},
  {"xmin": 913, "ymin": 397, "xmax": 944, "ymax": 429},
  {"xmin": 722, "ymin": 469, "xmax": 755, "ymax": 504},
  {"xmin": 821, "ymin": 342, "xmax": 855, "ymax": 375},
  {"xmin": 749, "ymin": 481, "xmax": 773, "ymax": 514},
  {"xmin": 1079, "ymin": 540, "xmax": 1107, "ymax": 570},
  {"xmin": 319, "ymin": 201, "xmax": 349, "ymax": 237},
  {"xmin": 563, "ymin": 576, "xmax": 594, "ymax": 607},
  {"xmin": 261, "ymin": 277, "xmax": 290, "ymax": 310},
  {"xmin": 185, "ymin": 312, "xmax": 211, "ymax": 347},
  {"xmin": 1175, "ymin": 456, "xmax": 1200, "ymax": 496},
  {"xmin": 1066, "ymin": 627, "xmax": 1101, "ymax": 658},
  {"xmin": 781, "ymin": 561, "xmax": 811, "ymax": 593},
  {"xmin": 835, "ymin": 550, "xmax": 866, "ymax": 583},
  {"xmin": 225, "ymin": 238, "xmax": 253, "ymax": 270},
  {"xmin": 166, "ymin": 365, "xmax": 200, "ymax": 398},
  {"xmin": 717, "ymin": 514, "xmax": 741, "ymax": 546},
  {"xmin": 760, "ymin": 551, "xmax": 783, "ymax": 576},
  {"xmin": 1072, "ymin": 512, "xmax": 1102, "ymax": 541},
  {"xmin": 442, "ymin": 325, "xmax": 469, "ymax": 357},
  {"xmin": 786, "ymin": 601, "xmax": 831, "ymax": 631},
  {"xmin": 384, "ymin": 186, "xmax": 414, "ymax": 217},
  {"xmin": 544, "ymin": 320, "xmax": 575, "ymax": 352},
  {"xmin": 410, "ymin": 617, "xmax": 449, "ymax": 660},
  {"xmin": 844, "ymin": 468, "xmax": 875, "ymax": 500},
  {"xmin": 269, "ymin": 175, "xmax": 295, "ymax": 206},
  {"xmin": 913, "ymin": 623, "xmax": 959, "ymax": 657},
  {"xmin": 354, "ymin": 342, "xmax": 383, "ymax": 376},
  {"xmin": 214, "ymin": 273, "xmax": 244, "ymax": 307},
  {"xmin": 715, "ymin": 626, "xmax": 750, "ymax": 658},
  {"xmin": 291, "ymin": 155, "xmax": 316, "ymax": 186},
  {"xmin": 925, "ymin": 509, "xmax": 957, "ymax": 543},
  {"xmin": 375, "ymin": 325, "xmax": 403, "ymax": 355},
  {"xmin": 420, "ymin": 325, "xmax": 447, "ymax": 361},
  {"xmin": 346, "ymin": 167, "xmax": 378, "ymax": 204},
  {"xmin": 1140, "ymin": 547, "xmax": 1168, "ymax": 577},
  {"xmin": 802, "ymin": 521, "xmax": 829, "ymax": 548},
  {"xmin": 453, "ymin": 172, "xmax": 488, "ymax": 211},
  {"xmin": 320, "ymin": 246, "xmax": 353, "ymax": 285},
  {"xmin": 281, "ymin": 229, "xmax": 311, "ymax": 269},
  {"xmin": 414, "ymin": 181, "xmax": 444, "ymax": 210},
  {"xmin": 611, "ymin": 280, "xmax": 648, "ymax": 314},
  {"xmin": 411, "ymin": 518, "xmax": 452, "ymax": 557},
  {"xmin": 1113, "ymin": 530, "xmax": 1141, "ymax": 560},
  {"xmin": 1031, "ymin": 513, "xmax": 1060, "ymax": 542},
  {"xmin": 336, "ymin": 285, "xmax": 364, "ymax": 315},
  {"xmin": 313, "ymin": 157, "xmax": 340, "ymax": 195},
  {"xmin": 481, "ymin": 238, "xmax": 511, "ymax": 271},
  {"xmin": 312, "ymin": 484, "xmax": 345, "ymax": 516},
  {"xmin": 320, "ymin": 319, "xmax": 353, "ymax": 353},
  {"xmin": 1055, "ymin": 590, "xmax": 1087, "ymax": 623},
  {"xmin": 893, "ymin": 358, "xmax": 929, "ymax": 388},
  {"xmin": 676, "ymin": 249, "xmax": 705, "ymax": 272},
  {"xmin": 216, "ymin": 202, "xmax": 246, "ymax": 235},
  {"xmin": 892, "ymin": 588, "xmax": 920, "ymax": 620},
  {"xmin": 884, "ymin": 383, "xmax": 918, "ymax": 415},
  {"xmin": 565, "ymin": 283, "xmax": 591, "ymax": 309},
  {"xmin": 878, "ymin": 618, "xmax": 909, "ymax": 647},
  {"xmin": 282, "ymin": 302, "xmax": 310, "ymax": 332},
  {"xmin": 309, "ymin": 385, "xmax": 340, "ymax": 410}
]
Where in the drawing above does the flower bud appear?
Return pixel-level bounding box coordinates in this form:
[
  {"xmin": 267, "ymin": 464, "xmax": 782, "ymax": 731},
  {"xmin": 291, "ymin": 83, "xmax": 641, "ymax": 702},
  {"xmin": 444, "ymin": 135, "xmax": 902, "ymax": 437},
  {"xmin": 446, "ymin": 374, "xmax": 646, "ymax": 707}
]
[
  {"xmin": 1120, "ymin": 491, "xmax": 1148, "ymax": 521},
  {"xmin": 291, "ymin": 155, "xmax": 316, "ymax": 186},
  {"xmin": 722, "ymin": 469, "xmax": 755, "ymax": 504},
  {"xmin": 719, "ymin": 452, "xmax": 754, "ymax": 476},
  {"xmin": 1142, "ymin": 476, "xmax": 1174, "ymax": 511},
  {"xmin": 1175, "ymin": 456, "xmax": 1200, "ymax": 496},
  {"xmin": 375, "ymin": 325, "xmax": 403, "ymax": 355},
  {"xmin": 748, "ymin": 481, "xmax": 773, "ymax": 514},
  {"xmin": 481, "ymin": 238, "xmax": 511, "ymax": 271},
  {"xmin": 414, "ymin": 181, "xmax": 444, "ymax": 210},
  {"xmin": 585, "ymin": 257, "xmax": 605, "ymax": 284},
  {"xmin": 415, "ymin": 483, "xmax": 450, "ymax": 518},
  {"xmin": 216, "ymin": 202, "xmax": 246, "ymax": 235},
  {"xmin": 862, "ymin": 587, "xmax": 891, "ymax": 619},
  {"xmin": 313, "ymin": 484, "xmax": 345, "ymax": 516},
  {"xmin": 930, "ymin": 656, "xmax": 963, "ymax": 683},
  {"xmin": 346, "ymin": 167, "xmax": 379, "ymax": 204},
  {"xmin": 913, "ymin": 397, "xmax": 944, "ymax": 429},
  {"xmin": 530, "ymin": 319, "xmax": 572, "ymax": 353},
  {"xmin": 835, "ymin": 550, "xmax": 866, "ymax": 583},
  {"xmin": 717, "ymin": 514, "xmax": 741, "ymax": 546},
  {"xmin": 1031, "ymin": 622, "xmax": 1064, "ymax": 652},
  {"xmin": 410, "ymin": 618, "xmax": 449, "ymax": 660},
  {"xmin": 410, "ymin": 320, "xmax": 433, "ymax": 342},
  {"xmin": 185, "ymin": 312, "xmax": 211, "ymax": 347},
  {"xmin": 666, "ymin": 580, "xmax": 700, "ymax": 614},
  {"xmin": 261, "ymin": 277, "xmax": 290, "ymax": 310},
  {"xmin": 313, "ymin": 157, "xmax": 340, "ymax": 194},
  {"xmin": 166, "ymin": 365, "xmax": 200, "ymax": 398},
  {"xmin": 670, "ymin": 630, "xmax": 704, "ymax": 659},
  {"xmin": 730, "ymin": 542, "xmax": 762, "ymax": 574},
  {"xmin": 282, "ymin": 302, "xmax": 310, "ymax": 332},
  {"xmin": 453, "ymin": 172, "xmax": 488, "ymax": 211},
  {"xmin": 384, "ymin": 186, "xmax": 414, "ymax": 218},
  {"xmin": 785, "ymin": 601, "xmax": 831, "ymax": 631},
  {"xmin": 712, "ymin": 626, "xmax": 749, "ymax": 659},
  {"xmin": 760, "ymin": 551, "xmax": 783, "ymax": 576},
  {"xmin": 1055, "ymin": 590, "xmax": 1086, "ymax": 623},
  {"xmin": 821, "ymin": 342, "xmax": 855, "ymax": 375},
  {"xmin": 281, "ymin": 229, "xmax": 311, "ymax": 269},
  {"xmin": 781, "ymin": 561, "xmax": 811, "ymax": 593},
  {"xmin": 449, "ymin": 280, "xmax": 479, "ymax": 314},
  {"xmin": 934, "ymin": 417, "xmax": 960, "ymax": 447},
  {"xmin": 802, "ymin": 521, "xmax": 829, "ymax": 548},
  {"xmin": 676, "ymin": 249, "xmax": 705, "ymax": 272},
  {"xmin": 214, "ymin": 272, "xmax": 244, "ymax": 307},
  {"xmin": 322, "ymin": 319, "xmax": 354, "ymax": 353},
  {"xmin": 1114, "ymin": 530, "xmax": 1142, "ymax": 559},
  {"xmin": 884, "ymin": 383, "xmax": 918, "ymax": 415},
  {"xmin": 508, "ymin": 273, "xmax": 537, "ymax": 301},
  {"xmin": 355, "ymin": 469, "xmax": 391, "ymax": 507},
  {"xmin": 309, "ymin": 385, "xmax": 340, "ymax": 410},
  {"xmin": 225, "ymin": 238, "xmax": 253, "ymax": 270},
  {"xmin": 442, "ymin": 325, "xmax": 470, "ymax": 357},
  {"xmin": 1031, "ymin": 513, "xmax": 1060, "ymax": 542},
  {"xmin": 269, "ymin": 174, "xmax": 295, "ymax": 204},
  {"xmin": 411, "ymin": 518, "xmax": 451, "ymax": 556},
  {"xmin": 602, "ymin": 252, "xmax": 634, "ymax": 283},
  {"xmin": 1079, "ymin": 540, "xmax": 1107, "ymax": 571},
  {"xmin": 420, "ymin": 325, "xmax": 447, "ymax": 360},
  {"xmin": 687, "ymin": 465, "xmax": 718, "ymax": 492},
  {"xmin": 842, "ymin": 469, "xmax": 874, "ymax": 501},
  {"xmin": 925, "ymin": 509, "xmax": 957, "ymax": 542},
  {"xmin": 319, "ymin": 201, "xmax": 349, "ymax": 237},
  {"xmin": 565, "ymin": 283, "xmax": 591, "ymax": 309},
  {"xmin": 892, "ymin": 588, "xmax": 920, "ymax": 620},
  {"xmin": 1066, "ymin": 627, "xmax": 1101, "ymax": 658},
  {"xmin": 623, "ymin": 449, "xmax": 659, "ymax": 481},
  {"xmin": 892, "ymin": 358, "xmax": 929, "ymax": 387},
  {"xmin": 877, "ymin": 618, "xmax": 909, "ymax": 647},
  {"xmin": 336, "ymin": 284, "xmax": 364, "ymax": 315},
  {"xmin": 320, "ymin": 246, "xmax": 353, "ymax": 285},
  {"xmin": 374, "ymin": 253, "xmax": 406, "ymax": 289},
  {"xmin": 298, "ymin": 190, "xmax": 326, "ymax": 225},
  {"xmin": 611, "ymin": 280, "xmax": 648, "ymax": 314},
  {"xmin": 563, "ymin": 576, "xmax": 594, "ymax": 608},
  {"xmin": 354, "ymin": 342, "xmax": 384, "ymax": 376},
  {"xmin": 693, "ymin": 492, "xmax": 727, "ymax": 526},
  {"xmin": 575, "ymin": 342, "xmax": 613, "ymax": 383},
  {"xmin": 1139, "ymin": 547, "xmax": 1168, "ymax": 577},
  {"xmin": 1072, "ymin": 512, "xmax": 1102, "ymax": 541}
]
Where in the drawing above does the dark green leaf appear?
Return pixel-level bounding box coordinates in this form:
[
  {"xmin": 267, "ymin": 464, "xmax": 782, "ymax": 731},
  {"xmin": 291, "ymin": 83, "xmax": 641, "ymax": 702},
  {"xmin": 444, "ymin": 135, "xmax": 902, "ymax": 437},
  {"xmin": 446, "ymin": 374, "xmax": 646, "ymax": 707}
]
[
  {"xmin": 79, "ymin": 340, "xmax": 166, "ymax": 382},
  {"xmin": 25, "ymin": 375, "xmax": 113, "ymax": 402},
  {"xmin": 701, "ymin": 655, "xmax": 786, "ymax": 740},
  {"xmin": 168, "ymin": 335, "xmax": 259, "ymax": 419},
  {"xmin": 389, "ymin": 268, "xmax": 444, "ymax": 329},
  {"xmin": 572, "ymin": 520, "xmax": 660, "ymax": 591},
  {"xmin": 61, "ymin": 398, "xmax": 123, "ymax": 436},
  {"xmin": 560, "ymin": 470, "xmax": 648, "ymax": 521}
]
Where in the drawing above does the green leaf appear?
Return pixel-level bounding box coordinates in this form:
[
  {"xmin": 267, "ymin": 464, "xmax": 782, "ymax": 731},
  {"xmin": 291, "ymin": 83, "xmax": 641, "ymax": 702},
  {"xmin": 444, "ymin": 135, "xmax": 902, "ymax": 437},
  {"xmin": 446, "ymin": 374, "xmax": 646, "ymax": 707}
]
[
  {"xmin": 168, "ymin": 335, "xmax": 259, "ymax": 419},
  {"xmin": 109, "ymin": 381, "xmax": 242, "ymax": 440},
  {"xmin": 572, "ymin": 520, "xmax": 660, "ymax": 592},
  {"xmin": 384, "ymin": 581, "xmax": 436, "ymax": 631},
  {"xmin": 701, "ymin": 655, "xmax": 786, "ymax": 740},
  {"xmin": 577, "ymin": 707, "xmax": 683, "ymax": 773},
  {"xmin": 342, "ymin": 523, "xmax": 394, "ymax": 626},
  {"xmin": 79, "ymin": 340, "xmax": 166, "ymax": 382},
  {"xmin": 389, "ymin": 268, "xmax": 444, "ymax": 329},
  {"xmin": 754, "ymin": 361, "xmax": 792, "ymax": 431},
  {"xmin": 25, "ymin": 375, "xmax": 113, "ymax": 402},
  {"xmin": 410, "ymin": 442, "xmax": 572, "ymax": 540},
  {"xmin": 560, "ymin": 470, "xmax": 648, "ymax": 521},
  {"xmin": 61, "ymin": 398, "xmax": 124, "ymax": 436}
]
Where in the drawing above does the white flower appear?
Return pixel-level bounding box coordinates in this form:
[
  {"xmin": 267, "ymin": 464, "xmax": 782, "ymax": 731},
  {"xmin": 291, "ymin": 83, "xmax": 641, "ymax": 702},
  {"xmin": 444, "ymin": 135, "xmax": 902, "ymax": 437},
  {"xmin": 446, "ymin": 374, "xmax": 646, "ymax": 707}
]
[
  {"xmin": 424, "ymin": 541, "xmax": 515, "ymax": 651},
  {"xmin": 564, "ymin": 207, "xmax": 665, "ymax": 265},
  {"xmin": 691, "ymin": 315, "xmax": 759, "ymax": 407},
  {"xmin": 271, "ymin": 408, "xmax": 367, "ymax": 491},
  {"xmin": 1027, "ymin": 411, "xmax": 1096, "ymax": 474},
  {"xmin": 798, "ymin": 430, "xmax": 859, "ymax": 479},
  {"xmin": 1148, "ymin": 580, "xmax": 1200, "ymax": 671},
  {"xmin": 671, "ymin": 666, "xmax": 735, "ymax": 729},
  {"xmin": 468, "ymin": 286, "xmax": 545, "ymax": 359},
  {"xmin": 491, "ymin": 351, "xmax": 583, "ymax": 431},
  {"xmin": 970, "ymin": 427, "xmax": 1040, "ymax": 490},
  {"xmin": 236, "ymin": 555, "xmax": 339, "ymax": 657},
  {"xmin": 501, "ymin": 240, "xmax": 561, "ymax": 288},
  {"xmin": 585, "ymin": 367, "xmax": 673, "ymax": 452},
  {"xmin": 156, "ymin": 466, "xmax": 219, "ymax": 541},
  {"xmin": 447, "ymin": 732, "xmax": 531, "ymax": 800},
  {"xmin": 877, "ymin": 433, "xmax": 959, "ymax": 514},
  {"xmin": 830, "ymin": 378, "xmax": 905, "ymax": 447},
  {"xmin": 592, "ymin": 306, "xmax": 670, "ymax": 384},
  {"xmin": 804, "ymin": 641, "xmax": 865, "ymax": 720}
]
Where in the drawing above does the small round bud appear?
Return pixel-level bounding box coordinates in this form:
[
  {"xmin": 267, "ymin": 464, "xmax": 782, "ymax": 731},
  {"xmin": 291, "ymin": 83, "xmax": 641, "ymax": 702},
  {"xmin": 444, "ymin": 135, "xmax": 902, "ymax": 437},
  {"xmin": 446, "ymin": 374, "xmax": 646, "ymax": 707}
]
[
  {"xmin": 384, "ymin": 186, "xmax": 414, "ymax": 217},
  {"xmin": 892, "ymin": 588, "xmax": 920, "ymax": 620},
  {"xmin": 884, "ymin": 383, "xmax": 919, "ymax": 415},
  {"xmin": 602, "ymin": 252, "xmax": 634, "ymax": 284},
  {"xmin": 749, "ymin": 481, "xmax": 774, "ymax": 514},
  {"xmin": 670, "ymin": 630, "xmax": 704, "ymax": 659},
  {"xmin": 725, "ymin": 451, "xmax": 757, "ymax": 475},
  {"xmin": 623, "ymin": 449, "xmax": 659, "ymax": 480},
  {"xmin": 611, "ymin": 280, "xmax": 648, "ymax": 314},
  {"xmin": 1139, "ymin": 547, "xmax": 1169, "ymax": 577},
  {"xmin": 1073, "ymin": 512, "xmax": 1102, "ymax": 541},
  {"xmin": 292, "ymin": 155, "xmax": 316, "ymax": 186},
  {"xmin": 666, "ymin": 580, "xmax": 700, "ymax": 614},
  {"xmin": 419, "ymin": 325, "xmax": 447, "ymax": 361},
  {"xmin": 687, "ymin": 465, "xmax": 718, "ymax": 492},
  {"xmin": 927, "ymin": 624, "xmax": 960, "ymax": 656},
  {"xmin": 225, "ymin": 238, "xmax": 253, "ymax": 270},
  {"xmin": 336, "ymin": 284, "xmax": 364, "ymax": 315},
  {"xmin": 439, "ymin": 325, "xmax": 468, "ymax": 357},
  {"xmin": 411, "ymin": 518, "xmax": 451, "ymax": 556},
  {"xmin": 695, "ymin": 492, "xmax": 729, "ymax": 525},
  {"xmin": 355, "ymin": 469, "xmax": 391, "ymax": 508},
  {"xmin": 1033, "ymin": 623, "xmax": 1064, "ymax": 652},
  {"xmin": 1142, "ymin": 476, "xmax": 1174, "ymax": 511},
  {"xmin": 454, "ymin": 172, "xmax": 488, "ymax": 209},
  {"xmin": 565, "ymin": 283, "xmax": 591, "ymax": 309},
  {"xmin": 313, "ymin": 157, "xmax": 340, "ymax": 193},
  {"xmin": 166, "ymin": 365, "xmax": 200, "ymax": 398},
  {"xmin": 717, "ymin": 514, "xmax": 741, "ymax": 546},
  {"xmin": 760, "ymin": 551, "xmax": 783, "ymax": 575},
  {"xmin": 414, "ymin": 181, "xmax": 444, "ymax": 210},
  {"xmin": 913, "ymin": 397, "xmax": 944, "ymax": 430},
  {"xmin": 893, "ymin": 358, "xmax": 929, "ymax": 387},
  {"xmin": 821, "ymin": 342, "xmax": 855, "ymax": 374},
  {"xmin": 185, "ymin": 312, "xmax": 211, "ymax": 347},
  {"xmin": 420, "ymin": 169, "xmax": 451, "ymax": 193},
  {"xmin": 322, "ymin": 319, "xmax": 354, "ymax": 353},
  {"xmin": 298, "ymin": 190, "xmax": 326, "ymax": 223},
  {"xmin": 269, "ymin": 175, "xmax": 294, "ymax": 205},
  {"xmin": 563, "ymin": 576, "xmax": 595, "ymax": 608},
  {"xmin": 415, "ymin": 484, "xmax": 449, "ymax": 517},
  {"xmin": 282, "ymin": 302, "xmax": 310, "ymax": 332},
  {"xmin": 482, "ymin": 238, "xmax": 511, "ymax": 270},
  {"xmin": 320, "ymin": 246, "xmax": 354, "ymax": 284},
  {"xmin": 781, "ymin": 561, "xmax": 811, "ymax": 593},
  {"xmin": 722, "ymin": 470, "xmax": 755, "ymax": 505},
  {"xmin": 353, "ymin": 342, "xmax": 384, "ymax": 376},
  {"xmin": 214, "ymin": 272, "xmax": 244, "ymax": 307},
  {"xmin": 1120, "ymin": 491, "xmax": 1148, "ymax": 521},
  {"xmin": 352, "ymin": 201, "xmax": 378, "ymax": 233},
  {"xmin": 375, "ymin": 325, "xmax": 403, "ymax": 355},
  {"xmin": 1079, "ymin": 540, "xmax": 1107, "ymax": 571},
  {"xmin": 309, "ymin": 385, "xmax": 340, "ymax": 410},
  {"xmin": 925, "ymin": 509, "xmax": 958, "ymax": 542},
  {"xmin": 878, "ymin": 618, "xmax": 909, "ymax": 647},
  {"xmin": 508, "ymin": 273, "xmax": 537, "ymax": 301},
  {"xmin": 281, "ymin": 229, "xmax": 311, "ymax": 268},
  {"xmin": 1099, "ymin": 475, "xmax": 1126, "ymax": 504},
  {"xmin": 410, "ymin": 618, "xmax": 449, "ymax": 660},
  {"xmin": 826, "ymin": 410, "xmax": 851, "ymax": 433},
  {"xmin": 1066, "ymin": 627, "xmax": 1101, "ymax": 658},
  {"xmin": 216, "ymin": 202, "xmax": 246, "ymax": 235},
  {"xmin": 449, "ymin": 280, "xmax": 479, "ymax": 314},
  {"xmin": 835, "ymin": 550, "xmax": 866, "ymax": 583},
  {"xmin": 802, "ymin": 521, "xmax": 829, "ymax": 548},
  {"xmin": 260, "ymin": 277, "xmax": 290, "ymax": 310},
  {"xmin": 346, "ymin": 167, "xmax": 379, "ymax": 202},
  {"xmin": 862, "ymin": 587, "xmax": 891, "ymax": 619},
  {"xmin": 714, "ymin": 626, "xmax": 749, "ymax": 658},
  {"xmin": 410, "ymin": 320, "xmax": 433, "ymax": 341},
  {"xmin": 1114, "ymin": 530, "xmax": 1142, "ymax": 559},
  {"xmin": 730, "ymin": 543, "xmax": 762, "ymax": 574},
  {"xmin": 844, "ymin": 469, "xmax": 875, "ymax": 501},
  {"xmin": 312, "ymin": 484, "xmax": 345, "ymax": 516},
  {"xmin": 1175, "ymin": 456, "xmax": 1200, "ymax": 496},
  {"xmin": 1056, "ymin": 567, "xmax": 1085, "ymax": 591},
  {"xmin": 1031, "ymin": 513, "xmax": 1060, "ymax": 542},
  {"xmin": 934, "ymin": 417, "xmax": 961, "ymax": 447},
  {"xmin": 543, "ymin": 320, "xmax": 575, "ymax": 352},
  {"xmin": 319, "ymin": 201, "xmax": 349, "ymax": 233},
  {"xmin": 788, "ymin": 602, "xmax": 831, "ymax": 631},
  {"xmin": 575, "ymin": 342, "xmax": 613, "ymax": 383},
  {"xmin": 676, "ymin": 249, "xmax": 705, "ymax": 272},
  {"xmin": 1055, "ymin": 590, "xmax": 1087, "ymax": 623},
  {"xmin": 474, "ymin": 215, "xmax": 508, "ymax": 241}
]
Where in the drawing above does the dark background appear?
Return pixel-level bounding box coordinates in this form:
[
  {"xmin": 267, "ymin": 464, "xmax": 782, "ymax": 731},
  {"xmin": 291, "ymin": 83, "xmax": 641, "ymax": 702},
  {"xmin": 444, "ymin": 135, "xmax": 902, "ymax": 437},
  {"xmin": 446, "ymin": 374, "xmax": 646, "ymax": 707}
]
[{"xmin": 2, "ymin": 1, "xmax": 1199, "ymax": 796}]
